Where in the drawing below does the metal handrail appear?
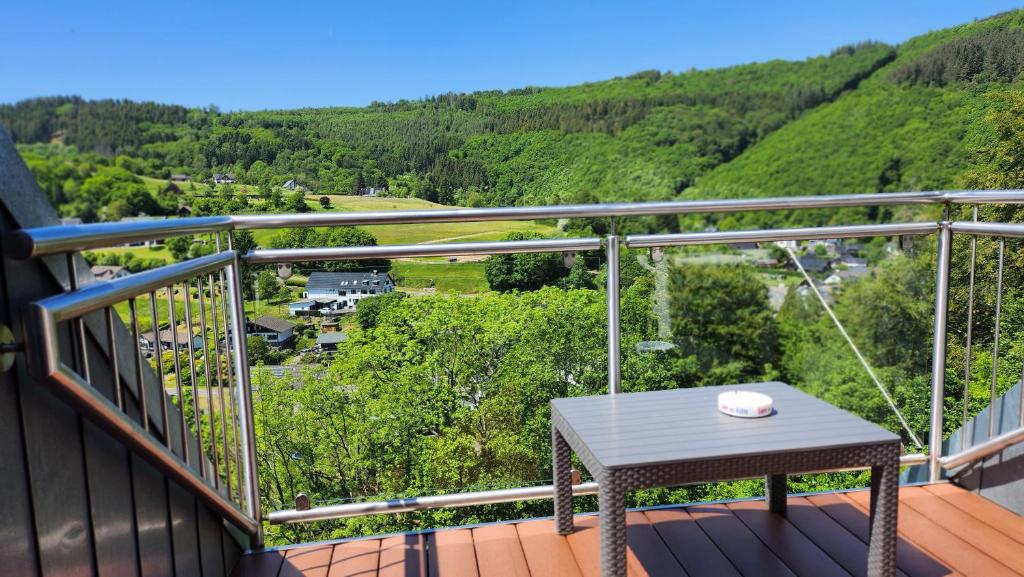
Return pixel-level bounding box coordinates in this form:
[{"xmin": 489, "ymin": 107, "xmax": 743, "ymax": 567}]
[
  {"xmin": 9, "ymin": 189, "xmax": 1024, "ymax": 259},
  {"xmin": 13, "ymin": 191, "xmax": 1024, "ymax": 531},
  {"xmin": 245, "ymin": 237, "xmax": 603, "ymax": 263},
  {"xmin": 25, "ymin": 250, "xmax": 260, "ymax": 536}
]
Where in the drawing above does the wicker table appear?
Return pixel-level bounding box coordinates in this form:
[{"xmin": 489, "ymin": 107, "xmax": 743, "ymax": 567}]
[{"xmin": 552, "ymin": 381, "xmax": 901, "ymax": 577}]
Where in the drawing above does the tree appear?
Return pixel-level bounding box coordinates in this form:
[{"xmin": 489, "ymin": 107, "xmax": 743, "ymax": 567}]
[
  {"xmin": 255, "ymin": 270, "xmax": 283, "ymax": 303},
  {"xmin": 167, "ymin": 235, "xmax": 193, "ymax": 261},
  {"xmin": 485, "ymin": 232, "xmax": 568, "ymax": 292},
  {"xmin": 669, "ymin": 263, "xmax": 778, "ymax": 380},
  {"xmin": 319, "ymin": 196, "xmax": 331, "ymax": 209},
  {"xmin": 233, "ymin": 230, "xmax": 258, "ymax": 298},
  {"xmin": 355, "ymin": 291, "xmax": 408, "ymax": 330},
  {"xmin": 285, "ymin": 190, "xmax": 309, "ymax": 213},
  {"xmin": 267, "ymin": 227, "xmax": 386, "ymax": 274},
  {"xmin": 562, "ymin": 257, "xmax": 595, "ymax": 289}
]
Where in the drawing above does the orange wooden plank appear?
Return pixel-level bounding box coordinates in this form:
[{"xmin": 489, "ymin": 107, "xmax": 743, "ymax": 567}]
[
  {"xmin": 378, "ymin": 534, "xmax": 426, "ymax": 577},
  {"xmin": 896, "ymin": 487, "xmax": 1024, "ymax": 574},
  {"xmin": 565, "ymin": 510, "xmax": 706, "ymax": 576},
  {"xmin": 806, "ymin": 492, "xmax": 959, "ymax": 577},
  {"xmin": 427, "ymin": 529, "xmax": 479, "ymax": 577},
  {"xmin": 644, "ymin": 508, "xmax": 740, "ymax": 577},
  {"xmin": 687, "ymin": 504, "xmax": 795, "ymax": 577},
  {"xmin": 471, "ymin": 524, "xmax": 531, "ymax": 577},
  {"xmin": 843, "ymin": 491, "xmax": 1016, "ymax": 577},
  {"xmin": 563, "ymin": 515, "xmax": 603, "ymax": 577},
  {"xmin": 281, "ymin": 545, "xmax": 335, "ymax": 577},
  {"xmin": 329, "ymin": 539, "xmax": 380, "ymax": 577},
  {"xmin": 923, "ymin": 484, "xmax": 1024, "ymax": 546},
  {"xmin": 231, "ymin": 550, "xmax": 286, "ymax": 577},
  {"xmin": 783, "ymin": 497, "xmax": 910, "ymax": 577},
  {"xmin": 726, "ymin": 499, "xmax": 849, "ymax": 577},
  {"xmin": 514, "ymin": 518, "xmax": 584, "ymax": 577}
]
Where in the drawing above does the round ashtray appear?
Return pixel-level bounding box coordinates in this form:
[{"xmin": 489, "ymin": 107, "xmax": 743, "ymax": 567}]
[{"xmin": 718, "ymin": 391, "xmax": 773, "ymax": 418}]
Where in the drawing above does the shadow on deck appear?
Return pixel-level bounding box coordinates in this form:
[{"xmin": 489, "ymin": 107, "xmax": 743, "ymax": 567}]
[{"xmin": 233, "ymin": 483, "xmax": 1024, "ymax": 577}]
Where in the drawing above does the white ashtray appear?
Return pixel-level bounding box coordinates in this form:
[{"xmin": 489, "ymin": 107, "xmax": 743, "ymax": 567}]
[{"xmin": 718, "ymin": 391, "xmax": 773, "ymax": 418}]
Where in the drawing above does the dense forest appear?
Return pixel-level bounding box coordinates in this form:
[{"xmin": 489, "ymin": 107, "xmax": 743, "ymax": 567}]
[{"xmin": 5, "ymin": 9, "xmax": 1024, "ymax": 546}]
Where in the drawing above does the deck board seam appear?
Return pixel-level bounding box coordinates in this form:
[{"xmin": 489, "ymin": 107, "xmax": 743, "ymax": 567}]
[
  {"xmin": 507, "ymin": 524, "xmax": 536, "ymax": 577},
  {"xmin": 686, "ymin": 507, "xmax": 746, "ymax": 577},
  {"xmin": 840, "ymin": 493, "xmax": 1021, "ymax": 577},
  {"xmin": 715, "ymin": 503, "xmax": 800, "ymax": 577},
  {"xmin": 923, "ymin": 484, "xmax": 1024, "ymax": 545},
  {"xmin": 893, "ymin": 491, "xmax": 1024, "ymax": 577},
  {"xmin": 639, "ymin": 511, "xmax": 692, "ymax": 577},
  {"xmin": 729, "ymin": 500, "xmax": 856, "ymax": 577}
]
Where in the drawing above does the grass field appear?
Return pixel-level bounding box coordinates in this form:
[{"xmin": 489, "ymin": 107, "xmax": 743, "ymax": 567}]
[
  {"xmin": 107, "ymin": 190, "xmax": 558, "ymax": 295},
  {"xmin": 391, "ymin": 260, "xmax": 490, "ymax": 293}
]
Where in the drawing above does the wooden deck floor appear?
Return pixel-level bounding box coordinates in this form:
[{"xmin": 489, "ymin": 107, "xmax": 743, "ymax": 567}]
[{"xmin": 233, "ymin": 483, "xmax": 1024, "ymax": 577}]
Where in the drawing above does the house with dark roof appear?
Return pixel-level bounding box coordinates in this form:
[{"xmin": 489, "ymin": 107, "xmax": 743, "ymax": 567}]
[
  {"xmin": 245, "ymin": 315, "xmax": 297, "ymax": 347},
  {"xmin": 139, "ymin": 326, "xmax": 204, "ymax": 356},
  {"xmin": 315, "ymin": 332, "xmax": 348, "ymax": 353},
  {"xmin": 91, "ymin": 265, "xmax": 130, "ymax": 281},
  {"xmin": 302, "ymin": 271, "xmax": 395, "ymax": 311},
  {"xmin": 170, "ymin": 173, "xmax": 191, "ymax": 182},
  {"xmin": 787, "ymin": 255, "xmax": 834, "ymax": 273},
  {"xmin": 212, "ymin": 173, "xmax": 235, "ymax": 184}
]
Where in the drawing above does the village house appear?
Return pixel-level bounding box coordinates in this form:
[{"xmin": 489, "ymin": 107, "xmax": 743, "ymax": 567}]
[
  {"xmin": 170, "ymin": 173, "xmax": 191, "ymax": 182},
  {"xmin": 212, "ymin": 173, "xmax": 236, "ymax": 184},
  {"xmin": 90, "ymin": 265, "xmax": 130, "ymax": 281},
  {"xmin": 299, "ymin": 270, "xmax": 395, "ymax": 312},
  {"xmin": 315, "ymin": 332, "xmax": 348, "ymax": 353},
  {"xmin": 245, "ymin": 315, "xmax": 297, "ymax": 348},
  {"xmin": 139, "ymin": 327, "xmax": 204, "ymax": 356}
]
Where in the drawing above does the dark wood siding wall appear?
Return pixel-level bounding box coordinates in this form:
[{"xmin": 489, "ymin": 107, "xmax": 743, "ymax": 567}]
[{"xmin": 0, "ymin": 126, "xmax": 248, "ymax": 577}]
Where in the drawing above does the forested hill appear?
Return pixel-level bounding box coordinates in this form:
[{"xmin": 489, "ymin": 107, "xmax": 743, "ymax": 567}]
[
  {"xmin": 694, "ymin": 9, "xmax": 1024, "ymax": 227},
  {"xmin": 0, "ymin": 42, "xmax": 893, "ymax": 211},
  {"xmin": 3, "ymin": 9, "xmax": 1023, "ymax": 221}
]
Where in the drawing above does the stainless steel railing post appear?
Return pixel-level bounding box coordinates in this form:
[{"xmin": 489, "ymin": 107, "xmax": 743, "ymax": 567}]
[
  {"xmin": 929, "ymin": 222, "xmax": 952, "ymax": 482},
  {"xmin": 225, "ymin": 238, "xmax": 263, "ymax": 546},
  {"xmin": 607, "ymin": 235, "xmax": 621, "ymax": 395}
]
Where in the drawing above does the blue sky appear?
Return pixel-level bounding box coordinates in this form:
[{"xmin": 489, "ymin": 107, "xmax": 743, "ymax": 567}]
[{"xmin": 3, "ymin": 1, "xmax": 1021, "ymax": 110}]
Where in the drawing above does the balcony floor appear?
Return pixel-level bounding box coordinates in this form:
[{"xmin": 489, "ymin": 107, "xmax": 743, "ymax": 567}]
[{"xmin": 233, "ymin": 483, "xmax": 1024, "ymax": 577}]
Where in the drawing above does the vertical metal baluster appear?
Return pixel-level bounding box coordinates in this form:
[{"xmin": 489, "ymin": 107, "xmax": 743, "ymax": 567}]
[
  {"xmin": 929, "ymin": 222, "xmax": 952, "ymax": 483},
  {"xmin": 962, "ymin": 207, "xmax": 978, "ymax": 450},
  {"xmin": 219, "ymin": 235, "xmax": 243, "ymax": 505},
  {"xmin": 197, "ymin": 276, "xmax": 220, "ymax": 489},
  {"xmin": 67, "ymin": 254, "xmax": 91, "ymax": 383},
  {"xmin": 183, "ymin": 278, "xmax": 206, "ymax": 479},
  {"xmin": 209, "ymin": 271, "xmax": 232, "ymax": 499},
  {"xmin": 227, "ymin": 234, "xmax": 263, "ymax": 544},
  {"xmin": 990, "ymin": 238, "xmax": 1005, "ymax": 439},
  {"xmin": 167, "ymin": 285, "xmax": 189, "ymax": 463},
  {"xmin": 128, "ymin": 298, "xmax": 150, "ymax": 433},
  {"xmin": 606, "ymin": 235, "xmax": 621, "ymax": 395},
  {"xmin": 105, "ymin": 307, "xmax": 124, "ymax": 411},
  {"xmin": 149, "ymin": 291, "xmax": 171, "ymax": 446}
]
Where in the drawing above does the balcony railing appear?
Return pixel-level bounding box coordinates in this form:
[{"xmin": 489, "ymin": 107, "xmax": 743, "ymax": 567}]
[{"xmin": 8, "ymin": 189, "xmax": 1024, "ymax": 544}]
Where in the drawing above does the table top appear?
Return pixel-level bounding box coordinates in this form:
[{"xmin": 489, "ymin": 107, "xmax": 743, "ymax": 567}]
[{"xmin": 551, "ymin": 381, "xmax": 900, "ymax": 470}]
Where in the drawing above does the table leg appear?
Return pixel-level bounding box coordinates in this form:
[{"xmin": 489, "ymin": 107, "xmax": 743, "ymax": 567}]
[
  {"xmin": 766, "ymin": 474, "xmax": 787, "ymax": 513},
  {"xmin": 552, "ymin": 427, "xmax": 574, "ymax": 535},
  {"xmin": 599, "ymin": 478, "xmax": 626, "ymax": 577},
  {"xmin": 867, "ymin": 459, "xmax": 898, "ymax": 577}
]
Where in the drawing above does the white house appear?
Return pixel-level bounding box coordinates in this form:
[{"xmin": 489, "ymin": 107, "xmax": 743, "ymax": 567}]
[{"xmin": 302, "ymin": 271, "xmax": 395, "ymax": 312}]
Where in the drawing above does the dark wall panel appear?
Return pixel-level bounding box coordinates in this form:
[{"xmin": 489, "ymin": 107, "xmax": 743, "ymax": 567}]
[
  {"xmin": 132, "ymin": 456, "xmax": 175, "ymax": 577},
  {"xmin": 168, "ymin": 482, "xmax": 201, "ymax": 577},
  {"xmin": 198, "ymin": 506, "xmax": 226, "ymax": 577},
  {"xmin": 0, "ymin": 125, "xmax": 249, "ymax": 577}
]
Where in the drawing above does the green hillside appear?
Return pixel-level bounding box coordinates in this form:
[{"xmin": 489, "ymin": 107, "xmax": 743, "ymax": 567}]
[
  {"xmin": 1, "ymin": 42, "xmax": 894, "ymax": 221},
  {"xmin": 3, "ymin": 10, "xmax": 1024, "ymax": 229},
  {"xmin": 692, "ymin": 10, "xmax": 1024, "ymax": 227}
]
